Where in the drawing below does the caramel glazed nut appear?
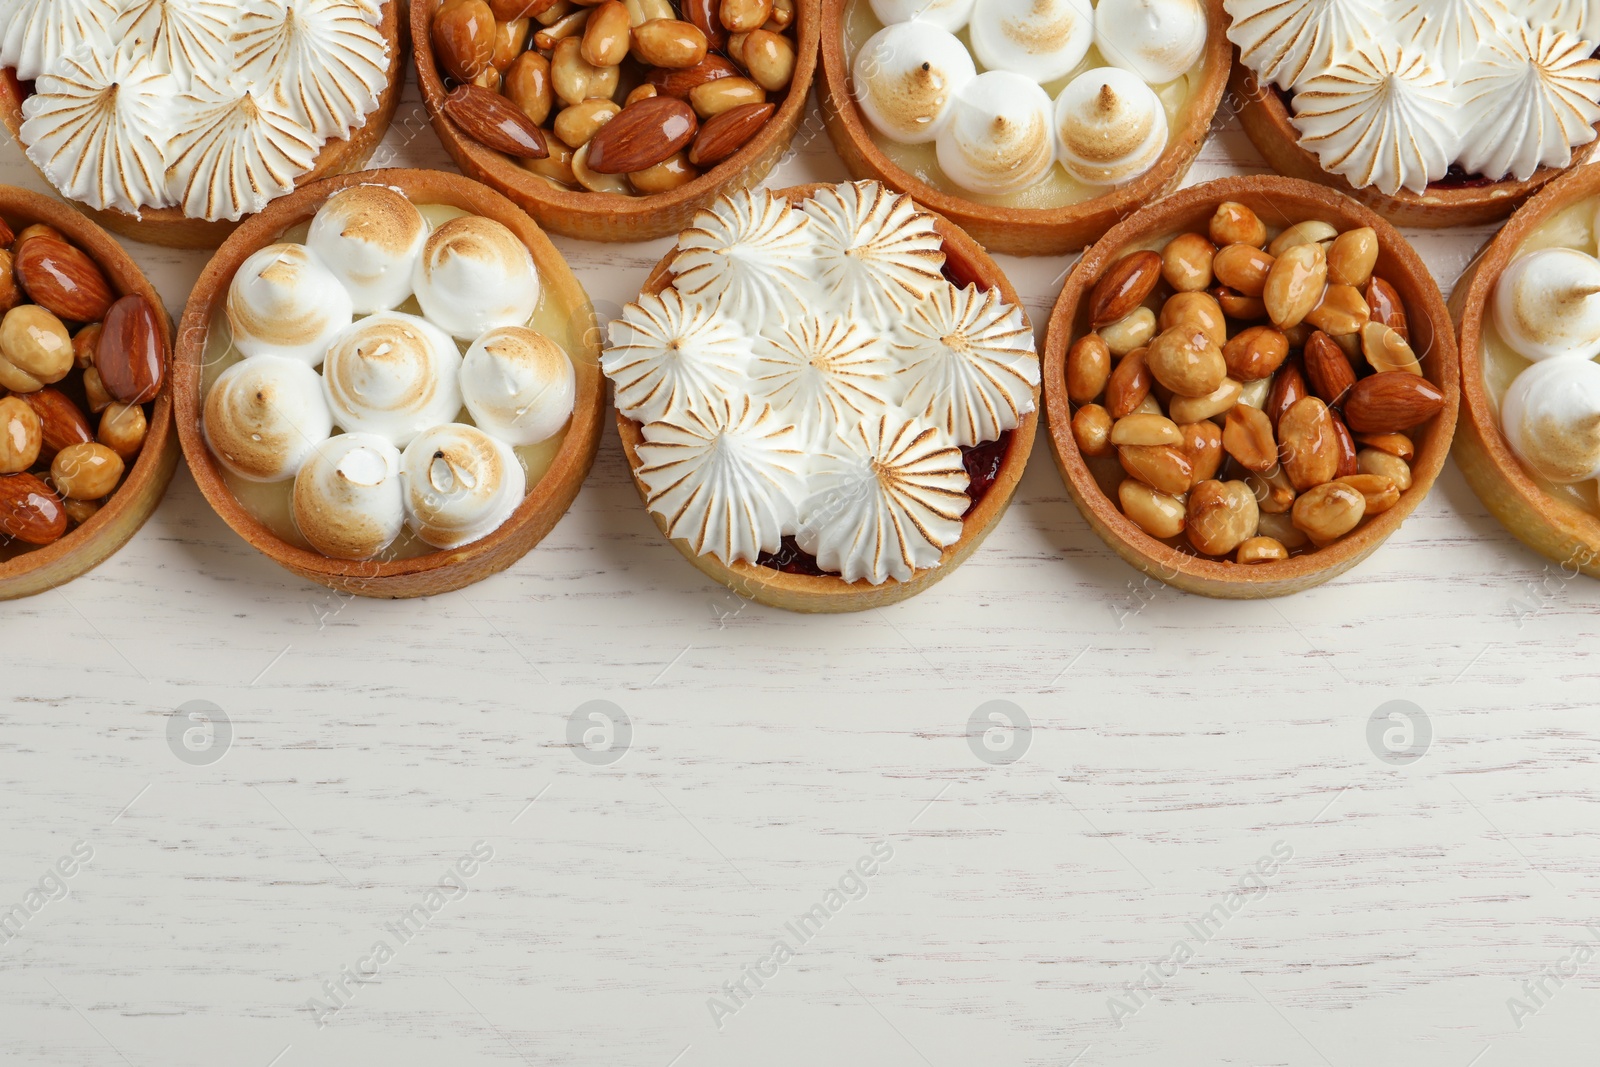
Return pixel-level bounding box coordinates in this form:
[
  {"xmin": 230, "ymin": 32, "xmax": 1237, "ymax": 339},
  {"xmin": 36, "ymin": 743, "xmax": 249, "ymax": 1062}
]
[
  {"xmin": 1067, "ymin": 203, "xmax": 1442, "ymax": 564},
  {"xmin": 433, "ymin": 0, "xmax": 798, "ymax": 196}
]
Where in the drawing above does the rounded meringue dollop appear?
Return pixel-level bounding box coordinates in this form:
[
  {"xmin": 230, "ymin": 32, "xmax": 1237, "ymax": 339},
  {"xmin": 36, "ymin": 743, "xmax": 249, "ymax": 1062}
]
[
  {"xmin": 291, "ymin": 432, "xmax": 406, "ymax": 559},
  {"xmin": 869, "ymin": 0, "xmax": 977, "ymax": 31},
  {"xmin": 1501, "ymin": 358, "xmax": 1600, "ymax": 484},
  {"xmin": 1094, "ymin": 0, "xmax": 1208, "ymax": 85},
  {"xmin": 203, "ymin": 354, "xmax": 334, "ymax": 482},
  {"xmin": 413, "ymin": 216, "xmax": 541, "ymax": 340},
  {"xmin": 227, "ymin": 243, "xmax": 354, "ymax": 365},
  {"xmin": 1491, "ymin": 248, "xmax": 1600, "ymax": 363},
  {"xmin": 968, "ymin": 0, "xmax": 1095, "ymax": 85},
  {"xmin": 852, "ymin": 21, "xmax": 976, "ymax": 145},
  {"xmin": 1053, "ymin": 67, "xmax": 1169, "ymax": 185},
  {"xmin": 461, "ymin": 326, "xmax": 576, "ymax": 446},
  {"xmin": 307, "ymin": 184, "xmax": 429, "ymax": 314},
  {"xmin": 895, "ymin": 283, "xmax": 1040, "ymax": 447},
  {"xmin": 634, "ymin": 396, "xmax": 810, "ymax": 566},
  {"xmin": 1290, "ymin": 40, "xmax": 1459, "ymax": 196},
  {"xmin": 322, "ymin": 312, "xmax": 465, "ymax": 447},
  {"xmin": 936, "ymin": 70, "xmax": 1057, "ymax": 196},
  {"xmin": 796, "ymin": 411, "xmax": 970, "ymax": 584},
  {"xmin": 1460, "ymin": 25, "xmax": 1600, "ymax": 184},
  {"xmin": 400, "ymin": 423, "xmax": 526, "ymax": 549}
]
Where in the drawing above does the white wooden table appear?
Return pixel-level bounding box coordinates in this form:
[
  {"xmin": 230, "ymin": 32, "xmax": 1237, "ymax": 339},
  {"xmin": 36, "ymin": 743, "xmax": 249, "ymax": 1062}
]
[{"xmin": 2, "ymin": 71, "xmax": 1598, "ymax": 1067}]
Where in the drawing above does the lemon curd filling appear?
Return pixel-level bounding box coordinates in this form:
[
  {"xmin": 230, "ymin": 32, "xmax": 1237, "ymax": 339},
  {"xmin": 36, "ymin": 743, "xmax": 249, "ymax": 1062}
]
[{"xmin": 202, "ymin": 204, "xmax": 584, "ymax": 560}]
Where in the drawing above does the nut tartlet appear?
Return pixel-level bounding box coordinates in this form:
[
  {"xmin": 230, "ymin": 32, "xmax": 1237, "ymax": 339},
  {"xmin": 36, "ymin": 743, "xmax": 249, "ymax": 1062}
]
[
  {"xmin": 609, "ymin": 181, "xmax": 1039, "ymax": 612},
  {"xmin": 412, "ymin": 0, "xmax": 819, "ymax": 243},
  {"xmin": 1228, "ymin": 2, "xmax": 1600, "ymax": 227},
  {"xmin": 1043, "ymin": 176, "xmax": 1459, "ymax": 598},
  {"xmin": 174, "ymin": 169, "xmax": 604, "ymax": 598},
  {"xmin": 1453, "ymin": 161, "xmax": 1600, "ymax": 578},
  {"xmin": 0, "ymin": 186, "xmax": 176, "ymax": 600},
  {"xmin": 818, "ymin": 0, "xmax": 1232, "ymax": 256},
  {"xmin": 0, "ymin": 0, "xmax": 406, "ymax": 251}
]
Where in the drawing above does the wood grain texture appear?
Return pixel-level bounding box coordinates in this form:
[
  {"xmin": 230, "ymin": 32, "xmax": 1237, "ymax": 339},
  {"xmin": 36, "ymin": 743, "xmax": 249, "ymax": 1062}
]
[{"xmin": 1, "ymin": 63, "xmax": 1598, "ymax": 1067}]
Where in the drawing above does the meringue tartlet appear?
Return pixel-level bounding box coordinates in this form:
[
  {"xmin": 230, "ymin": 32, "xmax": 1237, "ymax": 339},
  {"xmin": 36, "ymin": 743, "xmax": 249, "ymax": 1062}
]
[
  {"xmin": 176, "ymin": 171, "xmax": 604, "ymax": 598},
  {"xmin": 605, "ymin": 180, "xmax": 1041, "ymax": 611}
]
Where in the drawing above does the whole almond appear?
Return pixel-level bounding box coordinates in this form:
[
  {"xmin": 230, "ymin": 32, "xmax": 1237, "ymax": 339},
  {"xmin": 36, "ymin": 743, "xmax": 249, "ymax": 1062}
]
[
  {"xmin": 15, "ymin": 236, "xmax": 114, "ymax": 322},
  {"xmin": 0, "ymin": 471, "xmax": 66, "ymax": 545},
  {"xmin": 1222, "ymin": 324, "xmax": 1288, "ymax": 382},
  {"xmin": 95, "ymin": 294, "xmax": 165, "ymax": 404},
  {"xmin": 587, "ymin": 95, "xmax": 698, "ymax": 173},
  {"xmin": 1104, "ymin": 347, "xmax": 1152, "ymax": 419},
  {"xmin": 1366, "ymin": 276, "xmax": 1409, "ymax": 340},
  {"xmin": 1343, "ymin": 372, "xmax": 1445, "ymax": 434},
  {"xmin": 1278, "ymin": 395, "xmax": 1339, "ymax": 491},
  {"xmin": 1303, "ymin": 330, "xmax": 1356, "ymax": 406},
  {"xmin": 1331, "ymin": 411, "xmax": 1358, "ymax": 477},
  {"xmin": 648, "ymin": 53, "xmax": 740, "ymax": 97},
  {"xmin": 687, "ymin": 101, "xmax": 774, "ymax": 166},
  {"xmin": 1265, "ymin": 360, "xmax": 1307, "ymax": 431},
  {"xmin": 444, "ymin": 85, "xmax": 549, "ymax": 158},
  {"xmin": 1264, "ymin": 242, "xmax": 1327, "ymax": 330},
  {"xmin": 21, "ymin": 386, "xmax": 93, "ymax": 460},
  {"xmin": 1222, "ymin": 404, "xmax": 1278, "ymax": 473},
  {"xmin": 1089, "ymin": 251, "xmax": 1161, "ymax": 328},
  {"xmin": 682, "ymin": 0, "xmax": 728, "ymax": 50},
  {"xmin": 0, "ymin": 249, "xmax": 18, "ymax": 315}
]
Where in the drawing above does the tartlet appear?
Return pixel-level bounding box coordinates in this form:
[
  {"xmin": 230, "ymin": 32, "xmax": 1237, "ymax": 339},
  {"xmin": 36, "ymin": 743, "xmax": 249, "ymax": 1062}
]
[
  {"xmin": 0, "ymin": 1, "xmax": 406, "ymax": 251},
  {"xmin": 0, "ymin": 186, "xmax": 176, "ymax": 600},
  {"xmin": 174, "ymin": 169, "xmax": 605, "ymax": 598},
  {"xmin": 1043, "ymin": 175, "xmax": 1460, "ymax": 598},
  {"xmin": 1452, "ymin": 161, "xmax": 1600, "ymax": 578},
  {"xmin": 411, "ymin": 0, "xmax": 820, "ymax": 243},
  {"xmin": 817, "ymin": 0, "xmax": 1232, "ymax": 256},
  {"xmin": 1228, "ymin": 4, "xmax": 1600, "ymax": 228},
  {"xmin": 612, "ymin": 181, "xmax": 1039, "ymax": 612}
]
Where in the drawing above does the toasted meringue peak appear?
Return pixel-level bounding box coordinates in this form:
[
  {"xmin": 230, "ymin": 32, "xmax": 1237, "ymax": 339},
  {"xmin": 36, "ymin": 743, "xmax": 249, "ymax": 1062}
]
[
  {"xmin": 322, "ymin": 312, "xmax": 465, "ymax": 447},
  {"xmin": 796, "ymin": 412, "xmax": 970, "ymax": 585},
  {"xmin": 869, "ymin": 0, "xmax": 976, "ymax": 31},
  {"xmin": 461, "ymin": 326, "xmax": 576, "ymax": 446},
  {"xmin": 400, "ymin": 422, "xmax": 525, "ymax": 549},
  {"xmin": 1053, "ymin": 67, "xmax": 1169, "ymax": 185},
  {"xmin": 936, "ymin": 70, "xmax": 1057, "ymax": 196},
  {"xmin": 116, "ymin": 0, "xmax": 237, "ymax": 84},
  {"xmin": 291, "ymin": 432, "xmax": 405, "ymax": 559},
  {"xmin": 166, "ymin": 79, "xmax": 323, "ymax": 221},
  {"xmin": 1223, "ymin": 0, "xmax": 1387, "ymax": 91},
  {"xmin": 1502, "ymin": 359, "xmax": 1600, "ymax": 484},
  {"xmin": 19, "ymin": 45, "xmax": 175, "ymax": 218},
  {"xmin": 1094, "ymin": 0, "xmax": 1209, "ymax": 85},
  {"xmin": 1460, "ymin": 25, "xmax": 1600, "ymax": 183},
  {"xmin": 671, "ymin": 188, "xmax": 814, "ymax": 333},
  {"xmin": 1491, "ymin": 248, "xmax": 1600, "ymax": 363},
  {"xmin": 635, "ymin": 396, "xmax": 810, "ymax": 566},
  {"xmin": 1290, "ymin": 41, "xmax": 1457, "ymax": 196},
  {"xmin": 236, "ymin": 0, "xmax": 390, "ymax": 139},
  {"xmin": 751, "ymin": 314, "xmax": 899, "ymax": 445},
  {"xmin": 896, "ymin": 283, "xmax": 1039, "ymax": 447},
  {"xmin": 603, "ymin": 288, "xmax": 752, "ymax": 425},
  {"xmin": 0, "ymin": 0, "xmax": 121, "ymax": 81},
  {"xmin": 802, "ymin": 181, "xmax": 946, "ymax": 327},
  {"xmin": 1394, "ymin": 0, "xmax": 1513, "ymax": 76},
  {"xmin": 307, "ymin": 185, "xmax": 428, "ymax": 313},
  {"xmin": 413, "ymin": 215, "xmax": 541, "ymax": 339},
  {"xmin": 968, "ymin": 0, "xmax": 1095, "ymax": 85},
  {"xmin": 226, "ymin": 242, "xmax": 353, "ymax": 364},
  {"xmin": 203, "ymin": 354, "xmax": 333, "ymax": 482},
  {"xmin": 852, "ymin": 21, "xmax": 976, "ymax": 145}
]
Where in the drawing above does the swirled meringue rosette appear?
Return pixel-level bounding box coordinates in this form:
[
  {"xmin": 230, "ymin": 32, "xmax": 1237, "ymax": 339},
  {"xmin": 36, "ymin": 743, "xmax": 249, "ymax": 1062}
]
[
  {"xmin": 3, "ymin": 0, "xmax": 398, "ymax": 243},
  {"xmin": 604, "ymin": 181, "xmax": 1041, "ymax": 611},
  {"xmin": 1226, "ymin": 0, "xmax": 1600, "ymax": 221}
]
